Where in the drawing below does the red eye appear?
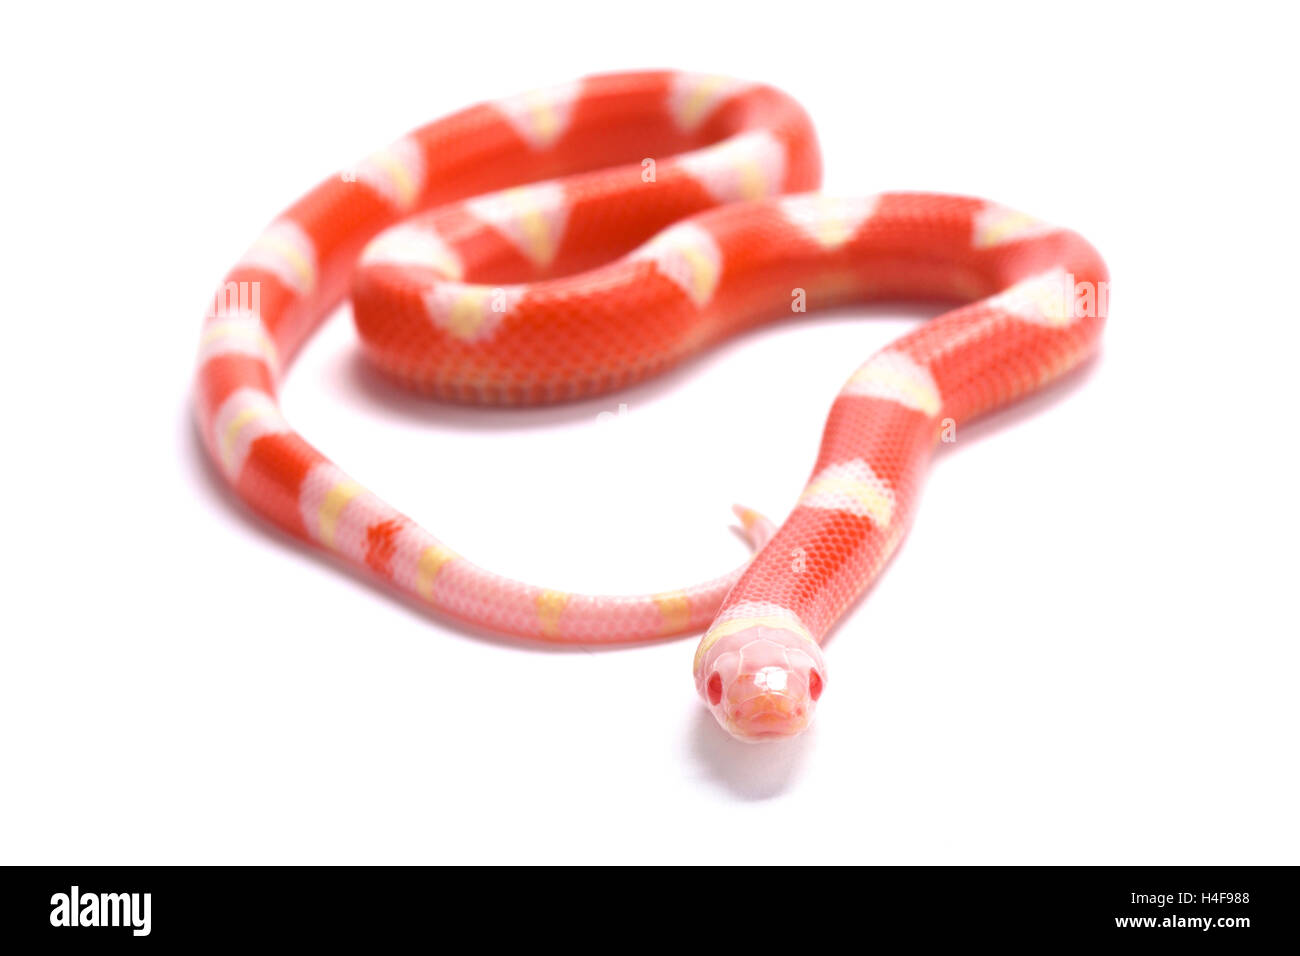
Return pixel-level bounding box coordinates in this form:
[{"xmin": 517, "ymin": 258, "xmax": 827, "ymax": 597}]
[
  {"xmin": 706, "ymin": 672, "xmax": 723, "ymax": 705},
  {"xmin": 808, "ymin": 669, "xmax": 824, "ymax": 701}
]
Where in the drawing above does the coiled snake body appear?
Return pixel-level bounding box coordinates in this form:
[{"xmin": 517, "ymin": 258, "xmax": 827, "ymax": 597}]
[{"xmin": 196, "ymin": 71, "xmax": 1107, "ymax": 741}]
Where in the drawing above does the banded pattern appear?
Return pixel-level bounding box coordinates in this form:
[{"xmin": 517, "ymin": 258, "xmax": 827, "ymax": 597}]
[{"xmin": 195, "ymin": 71, "xmax": 1108, "ymax": 741}]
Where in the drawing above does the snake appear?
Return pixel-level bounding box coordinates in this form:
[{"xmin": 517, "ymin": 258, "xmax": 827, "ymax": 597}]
[{"xmin": 195, "ymin": 70, "xmax": 1108, "ymax": 742}]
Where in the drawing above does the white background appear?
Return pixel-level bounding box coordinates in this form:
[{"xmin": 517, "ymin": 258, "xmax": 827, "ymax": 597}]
[{"xmin": 2, "ymin": 1, "xmax": 1297, "ymax": 864}]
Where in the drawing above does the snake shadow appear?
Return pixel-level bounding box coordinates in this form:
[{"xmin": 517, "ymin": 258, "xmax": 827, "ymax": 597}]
[{"xmin": 687, "ymin": 709, "xmax": 815, "ymax": 800}]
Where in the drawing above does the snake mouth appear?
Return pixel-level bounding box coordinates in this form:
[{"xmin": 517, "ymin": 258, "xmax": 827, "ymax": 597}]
[
  {"xmin": 725, "ymin": 690, "xmax": 811, "ymax": 740},
  {"xmin": 726, "ymin": 717, "xmax": 812, "ymax": 741}
]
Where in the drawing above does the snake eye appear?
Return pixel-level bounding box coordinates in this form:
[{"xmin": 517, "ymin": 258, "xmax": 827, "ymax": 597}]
[
  {"xmin": 706, "ymin": 672, "xmax": 723, "ymax": 706},
  {"xmin": 808, "ymin": 669, "xmax": 824, "ymax": 701}
]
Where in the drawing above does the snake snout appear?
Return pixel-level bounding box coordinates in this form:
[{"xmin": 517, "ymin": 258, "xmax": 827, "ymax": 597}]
[{"xmin": 697, "ymin": 625, "xmax": 825, "ymax": 742}]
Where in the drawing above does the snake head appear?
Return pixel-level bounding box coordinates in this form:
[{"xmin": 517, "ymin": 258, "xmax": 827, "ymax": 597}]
[{"xmin": 696, "ymin": 626, "xmax": 825, "ymax": 742}]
